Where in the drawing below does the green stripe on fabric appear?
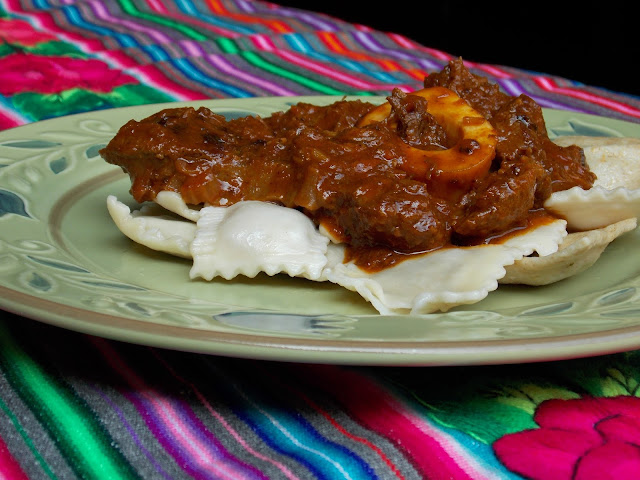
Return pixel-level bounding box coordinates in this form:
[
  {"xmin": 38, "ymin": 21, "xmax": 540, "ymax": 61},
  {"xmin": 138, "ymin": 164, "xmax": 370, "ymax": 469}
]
[
  {"xmin": 215, "ymin": 38, "xmax": 343, "ymax": 95},
  {"xmin": 0, "ymin": 324, "xmax": 137, "ymax": 480},
  {"xmin": 0, "ymin": 42, "xmax": 13, "ymax": 57},
  {"xmin": 0, "ymin": 396, "xmax": 58, "ymax": 479},
  {"xmin": 11, "ymin": 84, "xmax": 174, "ymax": 122},
  {"xmin": 0, "ymin": 40, "xmax": 85, "ymax": 58},
  {"xmin": 216, "ymin": 37, "xmax": 240, "ymax": 54},
  {"xmin": 216, "ymin": 38, "xmax": 375, "ymax": 96},
  {"xmin": 239, "ymin": 51, "xmax": 347, "ymax": 95},
  {"xmin": 117, "ymin": 0, "xmax": 210, "ymax": 41},
  {"xmin": 22, "ymin": 41, "xmax": 86, "ymax": 57}
]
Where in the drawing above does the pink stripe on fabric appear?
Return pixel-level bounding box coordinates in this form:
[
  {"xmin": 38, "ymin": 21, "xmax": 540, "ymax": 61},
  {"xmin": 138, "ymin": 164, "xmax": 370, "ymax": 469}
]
[
  {"xmin": 97, "ymin": 50, "xmax": 139, "ymax": 69},
  {"xmin": 299, "ymin": 366, "xmax": 491, "ymax": 480},
  {"xmin": 143, "ymin": 0, "xmax": 169, "ymax": 14},
  {"xmin": 250, "ymin": 34, "xmax": 403, "ymax": 91},
  {"xmin": 142, "ymin": 0, "xmax": 241, "ymax": 38},
  {"xmin": 388, "ymin": 34, "xmax": 452, "ymax": 61},
  {"xmin": 470, "ymin": 63, "xmax": 514, "ymax": 79},
  {"xmin": 353, "ymin": 31, "xmax": 445, "ymax": 73},
  {"xmin": 535, "ymin": 77, "xmax": 640, "ymax": 118},
  {"xmin": 134, "ymin": 64, "xmax": 208, "ymax": 100},
  {"xmin": 92, "ymin": 339, "xmax": 250, "ymax": 480},
  {"xmin": 178, "ymin": 39, "xmax": 205, "ymax": 57},
  {"xmin": 205, "ymin": 54, "xmax": 298, "ymax": 96},
  {"xmin": 80, "ymin": 47, "xmax": 205, "ymax": 100},
  {"xmin": 87, "ymin": 0, "xmax": 171, "ymax": 44},
  {"xmin": 153, "ymin": 353, "xmax": 302, "ymax": 480},
  {"xmin": 351, "ymin": 23, "xmax": 374, "ymax": 33},
  {"xmin": 0, "ymin": 436, "xmax": 29, "ymax": 480},
  {"xmin": 250, "ymin": 33, "xmax": 274, "ymax": 51},
  {"xmin": 0, "ymin": 109, "xmax": 23, "ymax": 131},
  {"xmin": 4, "ymin": 0, "xmax": 105, "ymax": 53}
]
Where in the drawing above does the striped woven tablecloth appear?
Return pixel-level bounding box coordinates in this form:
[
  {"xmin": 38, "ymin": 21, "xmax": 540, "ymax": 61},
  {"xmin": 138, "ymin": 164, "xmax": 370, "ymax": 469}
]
[{"xmin": 3, "ymin": 1, "xmax": 640, "ymax": 479}]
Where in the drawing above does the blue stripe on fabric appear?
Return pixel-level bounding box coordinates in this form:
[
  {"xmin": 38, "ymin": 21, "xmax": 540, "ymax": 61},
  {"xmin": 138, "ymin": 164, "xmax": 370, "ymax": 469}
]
[
  {"xmin": 171, "ymin": 58, "xmax": 254, "ymax": 97},
  {"xmin": 284, "ymin": 33, "xmax": 399, "ymax": 84},
  {"xmin": 30, "ymin": 0, "xmax": 49, "ymax": 9},
  {"xmin": 174, "ymin": 0, "xmax": 256, "ymax": 35},
  {"xmin": 0, "ymin": 94, "xmax": 29, "ymax": 124},
  {"xmin": 142, "ymin": 44, "xmax": 171, "ymax": 63},
  {"xmin": 32, "ymin": 0, "xmax": 138, "ymax": 48},
  {"xmin": 432, "ymin": 421, "xmax": 525, "ymax": 480},
  {"xmin": 202, "ymin": 359, "xmax": 379, "ymax": 480},
  {"xmin": 237, "ymin": 406, "xmax": 379, "ymax": 480}
]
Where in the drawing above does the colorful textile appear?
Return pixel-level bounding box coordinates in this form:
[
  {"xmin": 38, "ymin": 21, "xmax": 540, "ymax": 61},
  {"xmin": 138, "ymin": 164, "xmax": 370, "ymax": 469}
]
[{"xmin": 2, "ymin": 1, "xmax": 640, "ymax": 479}]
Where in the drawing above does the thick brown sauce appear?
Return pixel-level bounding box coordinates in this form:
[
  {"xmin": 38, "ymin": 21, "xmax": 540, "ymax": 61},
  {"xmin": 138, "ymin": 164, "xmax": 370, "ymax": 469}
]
[
  {"xmin": 100, "ymin": 59, "xmax": 595, "ymax": 271},
  {"xmin": 340, "ymin": 209, "xmax": 558, "ymax": 272}
]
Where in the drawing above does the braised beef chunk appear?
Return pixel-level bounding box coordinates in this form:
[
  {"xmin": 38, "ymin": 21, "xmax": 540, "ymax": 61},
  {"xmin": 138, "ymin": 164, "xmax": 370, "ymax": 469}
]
[
  {"xmin": 455, "ymin": 156, "xmax": 549, "ymax": 238},
  {"xmin": 424, "ymin": 58, "xmax": 596, "ymax": 192},
  {"xmin": 423, "ymin": 57, "xmax": 510, "ymax": 118},
  {"xmin": 101, "ymin": 59, "xmax": 595, "ymax": 270},
  {"xmin": 387, "ymin": 88, "xmax": 449, "ymax": 150}
]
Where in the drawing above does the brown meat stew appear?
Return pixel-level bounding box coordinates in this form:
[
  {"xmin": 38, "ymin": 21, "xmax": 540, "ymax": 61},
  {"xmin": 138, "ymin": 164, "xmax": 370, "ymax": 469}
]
[{"xmin": 101, "ymin": 59, "xmax": 595, "ymax": 271}]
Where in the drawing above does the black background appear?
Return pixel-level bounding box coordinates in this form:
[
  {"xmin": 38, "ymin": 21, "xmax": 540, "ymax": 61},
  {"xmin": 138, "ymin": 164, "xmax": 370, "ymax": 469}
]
[{"xmin": 275, "ymin": 1, "xmax": 638, "ymax": 97}]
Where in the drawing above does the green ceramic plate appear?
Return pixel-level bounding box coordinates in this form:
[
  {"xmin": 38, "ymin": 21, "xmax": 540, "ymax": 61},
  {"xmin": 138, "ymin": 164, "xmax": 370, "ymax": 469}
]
[{"xmin": 2, "ymin": 97, "xmax": 640, "ymax": 366}]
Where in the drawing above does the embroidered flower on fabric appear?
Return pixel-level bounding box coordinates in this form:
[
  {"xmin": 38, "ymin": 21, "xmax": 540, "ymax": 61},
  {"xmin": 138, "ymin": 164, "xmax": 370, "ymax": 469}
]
[
  {"xmin": 493, "ymin": 395, "xmax": 640, "ymax": 480},
  {"xmin": 0, "ymin": 53, "xmax": 137, "ymax": 96},
  {"xmin": 0, "ymin": 18, "xmax": 57, "ymax": 46}
]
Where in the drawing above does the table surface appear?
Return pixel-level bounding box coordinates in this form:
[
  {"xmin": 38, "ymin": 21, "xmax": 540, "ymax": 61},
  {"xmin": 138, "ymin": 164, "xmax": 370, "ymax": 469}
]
[{"xmin": 2, "ymin": 1, "xmax": 640, "ymax": 479}]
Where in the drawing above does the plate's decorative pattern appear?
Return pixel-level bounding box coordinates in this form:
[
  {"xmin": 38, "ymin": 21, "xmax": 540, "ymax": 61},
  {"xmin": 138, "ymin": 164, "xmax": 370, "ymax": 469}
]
[
  {"xmin": 2, "ymin": 98, "xmax": 640, "ymax": 364},
  {"xmin": 548, "ymin": 117, "xmax": 627, "ymax": 139}
]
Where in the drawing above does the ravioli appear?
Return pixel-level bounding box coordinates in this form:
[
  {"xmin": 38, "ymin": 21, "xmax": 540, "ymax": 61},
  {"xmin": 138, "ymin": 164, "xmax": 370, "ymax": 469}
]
[
  {"xmin": 106, "ymin": 134, "xmax": 640, "ymax": 315},
  {"xmin": 107, "ymin": 192, "xmax": 567, "ymax": 314},
  {"xmin": 321, "ymin": 219, "xmax": 566, "ymax": 314},
  {"xmin": 190, "ymin": 201, "xmax": 329, "ymax": 281},
  {"xmin": 107, "ymin": 195, "xmax": 329, "ymax": 280},
  {"xmin": 503, "ymin": 135, "xmax": 640, "ymax": 285},
  {"xmin": 502, "ymin": 218, "xmax": 637, "ymax": 286}
]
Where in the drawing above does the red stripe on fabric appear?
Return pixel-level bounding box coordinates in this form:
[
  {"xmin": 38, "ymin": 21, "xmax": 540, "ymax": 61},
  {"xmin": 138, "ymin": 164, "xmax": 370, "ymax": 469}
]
[
  {"xmin": 98, "ymin": 50, "xmax": 139, "ymax": 69},
  {"xmin": 317, "ymin": 32, "xmax": 425, "ymax": 83},
  {"xmin": 388, "ymin": 34, "xmax": 452, "ymax": 61},
  {"xmin": 534, "ymin": 77, "xmax": 640, "ymax": 118},
  {"xmin": 205, "ymin": 0, "xmax": 294, "ymax": 34},
  {"xmin": 251, "ymin": 34, "xmax": 410, "ymax": 91},
  {"xmin": 317, "ymin": 31, "xmax": 361, "ymax": 57},
  {"xmin": 65, "ymin": 46, "xmax": 205, "ymax": 101},
  {"xmin": 296, "ymin": 366, "xmax": 476, "ymax": 480},
  {"xmin": 295, "ymin": 390, "xmax": 407, "ymax": 480},
  {"xmin": 470, "ymin": 63, "xmax": 514, "ymax": 79},
  {"xmin": 0, "ymin": 110, "xmax": 22, "ymax": 131},
  {"xmin": 141, "ymin": 0, "xmax": 241, "ymax": 38},
  {"xmin": 142, "ymin": 0, "xmax": 169, "ymax": 14},
  {"xmin": 251, "ymin": 363, "xmax": 406, "ymax": 479},
  {"xmin": 352, "ymin": 23, "xmax": 374, "ymax": 32},
  {"xmin": 135, "ymin": 64, "xmax": 208, "ymax": 100},
  {"xmin": 317, "ymin": 32, "xmax": 385, "ymax": 69},
  {"xmin": 0, "ymin": 436, "xmax": 29, "ymax": 480},
  {"xmin": 4, "ymin": 0, "xmax": 107, "ymax": 53}
]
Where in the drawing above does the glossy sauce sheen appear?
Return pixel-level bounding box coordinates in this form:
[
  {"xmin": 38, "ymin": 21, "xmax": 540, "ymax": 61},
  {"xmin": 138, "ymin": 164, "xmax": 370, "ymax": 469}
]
[{"xmin": 101, "ymin": 59, "xmax": 595, "ymax": 271}]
